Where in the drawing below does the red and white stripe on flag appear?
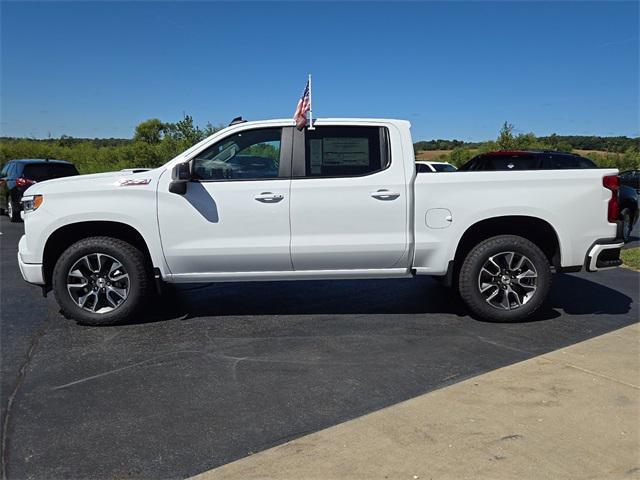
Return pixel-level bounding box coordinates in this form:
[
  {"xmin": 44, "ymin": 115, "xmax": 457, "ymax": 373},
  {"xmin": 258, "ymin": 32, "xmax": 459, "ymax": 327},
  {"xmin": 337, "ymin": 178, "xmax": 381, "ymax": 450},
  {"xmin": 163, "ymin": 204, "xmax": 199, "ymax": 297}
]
[{"xmin": 293, "ymin": 80, "xmax": 310, "ymax": 130}]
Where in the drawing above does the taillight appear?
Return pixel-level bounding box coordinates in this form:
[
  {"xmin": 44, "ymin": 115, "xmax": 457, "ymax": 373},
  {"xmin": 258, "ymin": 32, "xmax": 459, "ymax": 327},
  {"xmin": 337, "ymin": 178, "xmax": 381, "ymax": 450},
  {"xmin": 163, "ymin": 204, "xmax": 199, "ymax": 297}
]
[
  {"xmin": 15, "ymin": 177, "xmax": 35, "ymax": 187},
  {"xmin": 603, "ymin": 175, "xmax": 619, "ymax": 223}
]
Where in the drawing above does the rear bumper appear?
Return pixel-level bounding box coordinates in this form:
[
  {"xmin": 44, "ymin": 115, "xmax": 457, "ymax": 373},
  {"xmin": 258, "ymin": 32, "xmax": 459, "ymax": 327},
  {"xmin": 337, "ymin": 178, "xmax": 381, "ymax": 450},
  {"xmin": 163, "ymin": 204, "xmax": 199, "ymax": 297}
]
[{"xmin": 586, "ymin": 241, "xmax": 624, "ymax": 272}]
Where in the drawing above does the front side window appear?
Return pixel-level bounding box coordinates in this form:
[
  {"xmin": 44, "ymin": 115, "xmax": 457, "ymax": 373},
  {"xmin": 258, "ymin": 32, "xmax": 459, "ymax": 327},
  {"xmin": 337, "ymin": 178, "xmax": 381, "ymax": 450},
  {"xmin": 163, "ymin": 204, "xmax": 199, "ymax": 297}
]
[
  {"xmin": 193, "ymin": 128, "xmax": 282, "ymax": 181},
  {"xmin": 303, "ymin": 127, "xmax": 387, "ymax": 177}
]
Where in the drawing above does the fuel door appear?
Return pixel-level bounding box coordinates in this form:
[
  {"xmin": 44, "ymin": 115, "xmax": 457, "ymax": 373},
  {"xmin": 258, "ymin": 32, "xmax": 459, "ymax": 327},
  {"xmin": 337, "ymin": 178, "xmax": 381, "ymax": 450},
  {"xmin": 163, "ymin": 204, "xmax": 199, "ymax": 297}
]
[{"xmin": 426, "ymin": 208, "xmax": 453, "ymax": 229}]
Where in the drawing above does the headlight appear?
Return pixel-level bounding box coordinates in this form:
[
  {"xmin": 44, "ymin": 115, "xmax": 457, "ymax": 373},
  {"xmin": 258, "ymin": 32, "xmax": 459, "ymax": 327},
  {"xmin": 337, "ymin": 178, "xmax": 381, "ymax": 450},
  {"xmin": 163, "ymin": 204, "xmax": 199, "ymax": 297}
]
[{"xmin": 21, "ymin": 195, "xmax": 43, "ymax": 213}]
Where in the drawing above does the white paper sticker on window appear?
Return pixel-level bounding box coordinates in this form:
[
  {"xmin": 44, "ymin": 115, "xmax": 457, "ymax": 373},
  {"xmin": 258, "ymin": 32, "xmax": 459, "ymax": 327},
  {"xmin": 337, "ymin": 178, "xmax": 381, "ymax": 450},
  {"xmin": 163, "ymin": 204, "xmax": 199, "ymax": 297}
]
[{"xmin": 322, "ymin": 138, "xmax": 369, "ymax": 166}]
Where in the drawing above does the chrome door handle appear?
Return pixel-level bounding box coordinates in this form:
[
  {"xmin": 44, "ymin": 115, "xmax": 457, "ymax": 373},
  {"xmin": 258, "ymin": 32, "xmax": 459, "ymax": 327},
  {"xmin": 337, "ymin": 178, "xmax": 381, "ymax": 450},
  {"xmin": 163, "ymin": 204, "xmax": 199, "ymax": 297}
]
[
  {"xmin": 254, "ymin": 192, "xmax": 284, "ymax": 203},
  {"xmin": 370, "ymin": 189, "xmax": 400, "ymax": 200}
]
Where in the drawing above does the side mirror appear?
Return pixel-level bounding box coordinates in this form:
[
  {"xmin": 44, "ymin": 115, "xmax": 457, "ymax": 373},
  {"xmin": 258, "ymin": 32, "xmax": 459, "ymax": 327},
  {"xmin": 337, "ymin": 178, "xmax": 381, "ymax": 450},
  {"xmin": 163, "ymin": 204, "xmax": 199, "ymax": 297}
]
[{"xmin": 169, "ymin": 162, "xmax": 191, "ymax": 195}]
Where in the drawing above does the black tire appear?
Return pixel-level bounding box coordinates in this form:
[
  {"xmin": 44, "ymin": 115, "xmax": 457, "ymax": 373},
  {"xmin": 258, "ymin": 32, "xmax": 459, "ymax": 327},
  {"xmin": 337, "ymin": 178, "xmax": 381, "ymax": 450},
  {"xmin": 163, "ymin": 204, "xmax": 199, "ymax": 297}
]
[
  {"xmin": 7, "ymin": 197, "xmax": 20, "ymax": 222},
  {"xmin": 52, "ymin": 236, "xmax": 150, "ymax": 326},
  {"xmin": 458, "ymin": 235, "xmax": 552, "ymax": 322},
  {"xmin": 620, "ymin": 208, "xmax": 632, "ymax": 243}
]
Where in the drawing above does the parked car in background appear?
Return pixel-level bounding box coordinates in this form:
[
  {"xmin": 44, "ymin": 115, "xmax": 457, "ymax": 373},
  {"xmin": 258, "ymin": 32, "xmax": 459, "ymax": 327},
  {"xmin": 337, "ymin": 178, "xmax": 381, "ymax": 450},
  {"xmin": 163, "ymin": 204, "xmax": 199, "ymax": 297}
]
[
  {"xmin": 458, "ymin": 150, "xmax": 639, "ymax": 242},
  {"xmin": 619, "ymin": 184, "xmax": 639, "ymax": 242},
  {"xmin": 0, "ymin": 159, "xmax": 79, "ymax": 222},
  {"xmin": 619, "ymin": 170, "xmax": 640, "ymax": 193},
  {"xmin": 415, "ymin": 161, "xmax": 457, "ymax": 172},
  {"xmin": 457, "ymin": 150, "xmax": 596, "ymax": 171}
]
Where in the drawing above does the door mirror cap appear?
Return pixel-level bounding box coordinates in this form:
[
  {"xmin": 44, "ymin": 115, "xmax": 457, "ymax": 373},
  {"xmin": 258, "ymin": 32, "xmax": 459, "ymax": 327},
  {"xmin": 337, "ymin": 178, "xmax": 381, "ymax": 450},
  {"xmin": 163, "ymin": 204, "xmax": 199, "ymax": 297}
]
[
  {"xmin": 172, "ymin": 162, "xmax": 191, "ymax": 181},
  {"xmin": 169, "ymin": 162, "xmax": 191, "ymax": 195}
]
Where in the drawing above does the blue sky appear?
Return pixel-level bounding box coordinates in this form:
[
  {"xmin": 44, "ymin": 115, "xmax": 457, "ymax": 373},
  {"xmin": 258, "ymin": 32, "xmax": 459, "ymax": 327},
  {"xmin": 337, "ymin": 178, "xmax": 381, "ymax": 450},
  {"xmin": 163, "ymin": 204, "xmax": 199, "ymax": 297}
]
[{"xmin": 1, "ymin": 1, "xmax": 638, "ymax": 141}]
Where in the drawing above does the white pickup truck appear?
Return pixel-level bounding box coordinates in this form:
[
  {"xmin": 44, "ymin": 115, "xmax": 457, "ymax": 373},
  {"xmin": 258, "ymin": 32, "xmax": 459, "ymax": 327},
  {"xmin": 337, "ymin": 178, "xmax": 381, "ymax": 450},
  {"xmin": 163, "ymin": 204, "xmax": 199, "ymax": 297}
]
[{"xmin": 17, "ymin": 118, "xmax": 624, "ymax": 325}]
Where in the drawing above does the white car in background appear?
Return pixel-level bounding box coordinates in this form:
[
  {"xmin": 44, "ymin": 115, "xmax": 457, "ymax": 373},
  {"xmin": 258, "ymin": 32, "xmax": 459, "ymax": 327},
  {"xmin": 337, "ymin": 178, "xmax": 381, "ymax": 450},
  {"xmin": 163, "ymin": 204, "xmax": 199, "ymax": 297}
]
[{"xmin": 415, "ymin": 161, "xmax": 457, "ymax": 173}]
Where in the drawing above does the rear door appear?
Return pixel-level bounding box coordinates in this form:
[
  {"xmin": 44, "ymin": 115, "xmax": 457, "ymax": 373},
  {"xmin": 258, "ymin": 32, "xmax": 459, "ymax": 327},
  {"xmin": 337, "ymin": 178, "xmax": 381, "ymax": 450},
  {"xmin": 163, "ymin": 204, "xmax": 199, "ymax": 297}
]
[{"xmin": 289, "ymin": 125, "xmax": 408, "ymax": 271}]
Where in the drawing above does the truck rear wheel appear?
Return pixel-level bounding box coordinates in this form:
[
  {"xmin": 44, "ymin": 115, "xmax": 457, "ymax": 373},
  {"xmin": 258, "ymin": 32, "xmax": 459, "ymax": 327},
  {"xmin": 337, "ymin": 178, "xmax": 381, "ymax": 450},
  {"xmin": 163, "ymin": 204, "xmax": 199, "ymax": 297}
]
[
  {"xmin": 52, "ymin": 236, "xmax": 150, "ymax": 326},
  {"xmin": 458, "ymin": 235, "xmax": 552, "ymax": 322}
]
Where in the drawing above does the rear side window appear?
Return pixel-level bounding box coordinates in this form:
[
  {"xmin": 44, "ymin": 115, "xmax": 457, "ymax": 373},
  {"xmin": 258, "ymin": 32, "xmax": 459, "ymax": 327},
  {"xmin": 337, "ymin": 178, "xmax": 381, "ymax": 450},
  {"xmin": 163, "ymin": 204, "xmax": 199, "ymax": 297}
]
[
  {"xmin": 303, "ymin": 127, "xmax": 388, "ymax": 177},
  {"xmin": 416, "ymin": 163, "xmax": 433, "ymax": 173},
  {"xmin": 541, "ymin": 154, "xmax": 596, "ymax": 169},
  {"xmin": 22, "ymin": 163, "xmax": 79, "ymax": 181},
  {"xmin": 431, "ymin": 163, "xmax": 456, "ymax": 172},
  {"xmin": 0, "ymin": 163, "xmax": 10, "ymax": 177},
  {"xmin": 480, "ymin": 154, "xmax": 539, "ymax": 171}
]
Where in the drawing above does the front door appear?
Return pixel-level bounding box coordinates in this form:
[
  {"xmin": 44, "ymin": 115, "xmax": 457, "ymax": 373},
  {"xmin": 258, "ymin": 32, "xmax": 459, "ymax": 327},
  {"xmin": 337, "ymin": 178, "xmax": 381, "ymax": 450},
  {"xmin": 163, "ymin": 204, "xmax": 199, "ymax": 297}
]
[
  {"xmin": 157, "ymin": 126, "xmax": 293, "ymax": 278},
  {"xmin": 289, "ymin": 125, "xmax": 409, "ymax": 271}
]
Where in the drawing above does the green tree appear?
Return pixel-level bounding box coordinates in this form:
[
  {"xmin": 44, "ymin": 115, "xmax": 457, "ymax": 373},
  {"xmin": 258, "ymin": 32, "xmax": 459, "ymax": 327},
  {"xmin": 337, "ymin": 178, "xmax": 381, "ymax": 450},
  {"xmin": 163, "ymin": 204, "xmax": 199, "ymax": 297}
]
[
  {"xmin": 134, "ymin": 119, "xmax": 165, "ymax": 144},
  {"xmin": 497, "ymin": 121, "xmax": 515, "ymax": 150}
]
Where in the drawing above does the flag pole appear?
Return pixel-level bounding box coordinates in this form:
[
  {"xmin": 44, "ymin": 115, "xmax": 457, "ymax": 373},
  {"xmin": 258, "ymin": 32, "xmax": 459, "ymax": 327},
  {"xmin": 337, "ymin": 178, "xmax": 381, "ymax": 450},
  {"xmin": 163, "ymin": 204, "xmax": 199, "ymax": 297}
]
[{"xmin": 307, "ymin": 73, "xmax": 315, "ymax": 130}]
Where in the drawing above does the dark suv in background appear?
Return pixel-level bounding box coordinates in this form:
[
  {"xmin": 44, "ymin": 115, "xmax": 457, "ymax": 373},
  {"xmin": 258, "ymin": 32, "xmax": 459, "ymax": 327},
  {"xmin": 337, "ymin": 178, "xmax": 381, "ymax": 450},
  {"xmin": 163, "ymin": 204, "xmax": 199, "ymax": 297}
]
[
  {"xmin": 457, "ymin": 150, "xmax": 597, "ymax": 171},
  {"xmin": 458, "ymin": 150, "xmax": 639, "ymax": 242},
  {"xmin": 0, "ymin": 159, "xmax": 79, "ymax": 222}
]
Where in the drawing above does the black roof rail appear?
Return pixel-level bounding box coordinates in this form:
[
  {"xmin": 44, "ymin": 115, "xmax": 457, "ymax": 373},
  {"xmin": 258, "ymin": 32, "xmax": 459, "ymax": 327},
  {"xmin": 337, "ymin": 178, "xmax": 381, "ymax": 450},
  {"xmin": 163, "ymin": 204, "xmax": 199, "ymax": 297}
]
[{"xmin": 229, "ymin": 116, "xmax": 247, "ymax": 126}]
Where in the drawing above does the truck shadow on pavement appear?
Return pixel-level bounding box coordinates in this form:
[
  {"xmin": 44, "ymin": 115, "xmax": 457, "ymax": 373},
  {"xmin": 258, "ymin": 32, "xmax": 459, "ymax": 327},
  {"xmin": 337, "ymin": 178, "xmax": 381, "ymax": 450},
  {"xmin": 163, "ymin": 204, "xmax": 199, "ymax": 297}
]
[{"xmin": 136, "ymin": 271, "xmax": 634, "ymax": 325}]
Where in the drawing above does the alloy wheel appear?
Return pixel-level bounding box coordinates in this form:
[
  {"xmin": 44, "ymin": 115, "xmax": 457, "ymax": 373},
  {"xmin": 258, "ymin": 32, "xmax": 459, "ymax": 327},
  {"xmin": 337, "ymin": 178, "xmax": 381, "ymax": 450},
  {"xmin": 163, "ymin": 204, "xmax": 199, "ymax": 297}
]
[
  {"xmin": 66, "ymin": 253, "xmax": 130, "ymax": 313},
  {"xmin": 477, "ymin": 251, "xmax": 538, "ymax": 310}
]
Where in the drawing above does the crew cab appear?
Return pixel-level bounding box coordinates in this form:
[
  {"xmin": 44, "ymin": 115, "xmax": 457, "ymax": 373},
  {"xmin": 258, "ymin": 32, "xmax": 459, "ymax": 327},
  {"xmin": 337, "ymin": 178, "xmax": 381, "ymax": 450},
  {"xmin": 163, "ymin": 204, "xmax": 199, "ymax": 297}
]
[{"xmin": 17, "ymin": 119, "xmax": 624, "ymax": 325}]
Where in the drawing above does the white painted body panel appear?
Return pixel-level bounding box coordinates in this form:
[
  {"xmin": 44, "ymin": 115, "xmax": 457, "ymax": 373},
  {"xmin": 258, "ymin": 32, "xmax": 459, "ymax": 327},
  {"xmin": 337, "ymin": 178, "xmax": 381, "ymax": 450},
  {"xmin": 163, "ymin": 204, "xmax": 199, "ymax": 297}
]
[
  {"xmin": 18, "ymin": 170, "xmax": 169, "ymax": 275},
  {"xmin": 157, "ymin": 171, "xmax": 292, "ymax": 274},
  {"xmin": 289, "ymin": 121, "xmax": 410, "ymax": 270},
  {"xmin": 18, "ymin": 118, "xmax": 618, "ymax": 286},
  {"xmin": 412, "ymin": 168, "xmax": 618, "ymax": 275}
]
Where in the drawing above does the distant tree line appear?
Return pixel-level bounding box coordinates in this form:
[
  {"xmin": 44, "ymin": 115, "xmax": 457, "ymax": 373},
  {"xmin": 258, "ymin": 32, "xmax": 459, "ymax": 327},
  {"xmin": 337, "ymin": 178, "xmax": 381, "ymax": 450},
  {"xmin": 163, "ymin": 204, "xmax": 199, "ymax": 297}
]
[
  {"xmin": 414, "ymin": 129, "xmax": 639, "ymax": 153},
  {"xmin": 0, "ymin": 118, "xmax": 638, "ymax": 174},
  {"xmin": 415, "ymin": 122, "xmax": 639, "ymax": 170}
]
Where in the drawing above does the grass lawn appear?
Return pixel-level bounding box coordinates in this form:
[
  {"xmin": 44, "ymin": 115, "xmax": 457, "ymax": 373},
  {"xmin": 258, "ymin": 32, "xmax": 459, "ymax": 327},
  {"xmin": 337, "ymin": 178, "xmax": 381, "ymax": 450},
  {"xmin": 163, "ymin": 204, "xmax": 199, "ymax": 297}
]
[{"xmin": 621, "ymin": 247, "xmax": 640, "ymax": 271}]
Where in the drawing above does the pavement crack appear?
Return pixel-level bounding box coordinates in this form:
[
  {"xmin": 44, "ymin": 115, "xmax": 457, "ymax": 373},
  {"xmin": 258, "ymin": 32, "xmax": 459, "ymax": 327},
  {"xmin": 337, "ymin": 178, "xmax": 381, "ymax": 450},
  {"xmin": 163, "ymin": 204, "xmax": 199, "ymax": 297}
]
[
  {"xmin": 1, "ymin": 314, "xmax": 52, "ymax": 480},
  {"xmin": 50, "ymin": 349, "xmax": 206, "ymax": 390},
  {"xmin": 474, "ymin": 336, "xmax": 535, "ymax": 356}
]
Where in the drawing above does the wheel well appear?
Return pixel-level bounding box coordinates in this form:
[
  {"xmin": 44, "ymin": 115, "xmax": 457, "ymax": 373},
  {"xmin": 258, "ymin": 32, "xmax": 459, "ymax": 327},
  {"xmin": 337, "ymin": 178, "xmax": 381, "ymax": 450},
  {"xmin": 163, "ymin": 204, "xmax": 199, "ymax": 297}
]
[
  {"xmin": 42, "ymin": 221, "xmax": 153, "ymax": 286},
  {"xmin": 454, "ymin": 216, "xmax": 561, "ymax": 270}
]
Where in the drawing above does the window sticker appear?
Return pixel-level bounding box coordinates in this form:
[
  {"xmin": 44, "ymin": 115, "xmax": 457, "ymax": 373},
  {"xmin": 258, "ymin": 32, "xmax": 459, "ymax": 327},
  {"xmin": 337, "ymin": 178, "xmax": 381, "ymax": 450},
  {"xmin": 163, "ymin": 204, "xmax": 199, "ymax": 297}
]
[{"xmin": 322, "ymin": 138, "xmax": 369, "ymax": 166}]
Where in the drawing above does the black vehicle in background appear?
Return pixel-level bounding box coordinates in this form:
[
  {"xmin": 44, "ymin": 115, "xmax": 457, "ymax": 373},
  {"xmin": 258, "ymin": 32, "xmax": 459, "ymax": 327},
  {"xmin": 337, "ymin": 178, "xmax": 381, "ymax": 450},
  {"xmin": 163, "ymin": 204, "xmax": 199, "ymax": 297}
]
[
  {"xmin": 457, "ymin": 150, "xmax": 597, "ymax": 171},
  {"xmin": 619, "ymin": 170, "xmax": 640, "ymax": 193},
  {"xmin": 0, "ymin": 159, "xmax": 79, "ymax": 222},
  {"xmin": 458, "ymin": 151, "xmax": 639, "ymax": 242}
]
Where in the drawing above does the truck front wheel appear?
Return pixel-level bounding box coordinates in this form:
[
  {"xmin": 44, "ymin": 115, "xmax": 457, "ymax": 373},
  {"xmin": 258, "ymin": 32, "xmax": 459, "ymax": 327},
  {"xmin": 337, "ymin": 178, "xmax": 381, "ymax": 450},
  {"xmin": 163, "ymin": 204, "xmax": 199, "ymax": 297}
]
[
  {"xmin": 52, "ymin": 236, "xmax": 150, "ymax": 326},
  {"xmin": 458, "ymin": 235, "xmax": 552, "ymax": 322}
]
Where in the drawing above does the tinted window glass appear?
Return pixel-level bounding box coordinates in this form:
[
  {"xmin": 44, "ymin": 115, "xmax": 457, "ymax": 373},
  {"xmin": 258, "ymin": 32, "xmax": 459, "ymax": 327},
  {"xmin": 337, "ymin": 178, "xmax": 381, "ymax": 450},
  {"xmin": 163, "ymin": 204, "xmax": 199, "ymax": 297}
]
[
  {"xmin": 193, "ymin": 128, "xmax": 282, "ymax": 180},
  {"xmin": 416, "ymin": 163, "xmax": 433, "ymax": 173},
  {"xmin": 431, "ymin": 163, "xmax": 456, "ymax": 172},
  {"xmin": 541, "ymin": 154, "xmax": 596, "ymax": 169},
  {"xmin": 22, "ymin": 163, "xmax": 79, "ymax": 181},
  {"xmin": 0, "ymin": 163, "xmax": 10, "ymax": 177},
  {"xmin": 304, "ymin": 127, "xmax": 386, "ymax": 177},
  {"xmin": 480, "ymin": 154, "xmax": 539, "ymax": 171}
]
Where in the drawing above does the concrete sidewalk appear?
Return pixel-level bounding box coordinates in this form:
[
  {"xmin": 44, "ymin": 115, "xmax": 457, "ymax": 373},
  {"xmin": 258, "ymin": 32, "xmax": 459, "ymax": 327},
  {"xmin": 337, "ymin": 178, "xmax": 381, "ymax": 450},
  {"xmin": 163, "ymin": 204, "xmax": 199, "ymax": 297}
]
[{"xmin": 193, "ymin": 323, "xmax": 640, "ymax": 480}]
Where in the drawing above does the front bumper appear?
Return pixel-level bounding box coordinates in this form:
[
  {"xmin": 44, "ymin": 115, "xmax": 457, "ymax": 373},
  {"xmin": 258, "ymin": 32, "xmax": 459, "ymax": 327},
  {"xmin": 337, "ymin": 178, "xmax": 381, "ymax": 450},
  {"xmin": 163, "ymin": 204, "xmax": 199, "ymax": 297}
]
[
  {"xmin": 18, "ymin": 235, "xmax": 44, "ymax": 284},
  {"xmin": 586, "ymin": 241, "xmax": 624, "ymax": 272}
]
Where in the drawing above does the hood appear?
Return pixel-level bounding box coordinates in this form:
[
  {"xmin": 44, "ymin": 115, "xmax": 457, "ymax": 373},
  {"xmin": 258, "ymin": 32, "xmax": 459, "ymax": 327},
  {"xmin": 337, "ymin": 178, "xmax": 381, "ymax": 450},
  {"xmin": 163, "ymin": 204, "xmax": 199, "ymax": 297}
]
[{"xmin": 24, "ymin": 169, "xmax": 161, "ymax": 196}]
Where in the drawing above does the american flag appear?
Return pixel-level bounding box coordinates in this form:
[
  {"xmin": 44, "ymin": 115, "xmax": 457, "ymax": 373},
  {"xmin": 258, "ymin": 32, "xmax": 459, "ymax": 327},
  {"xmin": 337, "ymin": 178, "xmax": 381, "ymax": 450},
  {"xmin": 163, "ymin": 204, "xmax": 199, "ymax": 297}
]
[{"xmin": 293, "ymin": 80, "xmax": 310, "ymax": 130}]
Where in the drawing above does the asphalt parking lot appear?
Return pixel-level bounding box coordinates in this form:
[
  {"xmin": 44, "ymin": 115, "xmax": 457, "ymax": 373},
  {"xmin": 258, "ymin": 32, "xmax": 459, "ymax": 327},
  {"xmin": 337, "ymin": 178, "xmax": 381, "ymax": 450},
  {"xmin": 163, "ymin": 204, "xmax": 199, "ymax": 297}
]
[{"xmin": 1, "ymin": 216, "xmax": 638, "ymax": 479}]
